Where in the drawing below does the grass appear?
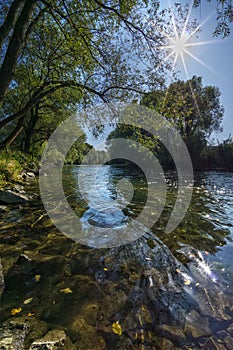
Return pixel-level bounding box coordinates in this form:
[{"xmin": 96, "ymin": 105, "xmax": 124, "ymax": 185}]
[{"xmin": 0, "ymin": 150, "xmax": 29, "ymax": 190}]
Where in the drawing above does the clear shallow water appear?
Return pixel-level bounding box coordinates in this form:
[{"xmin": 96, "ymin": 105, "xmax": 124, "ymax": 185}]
[{"xmin": 0, "ymin": 166, "xmax": 233, "ymax": 349}]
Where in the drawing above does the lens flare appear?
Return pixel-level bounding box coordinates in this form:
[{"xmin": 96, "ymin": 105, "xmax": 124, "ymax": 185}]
[{"xmin": 159, "ymin": 1, "xmax": 218, "ymax": 77}]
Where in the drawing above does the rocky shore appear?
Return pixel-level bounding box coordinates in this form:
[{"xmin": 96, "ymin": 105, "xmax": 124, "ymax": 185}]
[{"xmin": 0, "ymin": 170, "xmax": 36, "ymax": 206}]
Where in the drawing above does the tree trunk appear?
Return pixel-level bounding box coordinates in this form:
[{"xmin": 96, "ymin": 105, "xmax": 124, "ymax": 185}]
[
  {"xmin": 23, "ymin": 107, "xmax": 38, "ymax": 153},
  {"xmin": 0, "ymin": 0, "xmax": 26, "ymax": 50},
  {"xmin": 0, "ymin": 0, "xmax": 37, "ymax": 104},
  {"xmin": 0, "ymin": 116, "xmax": 25, "ymax": 149}
]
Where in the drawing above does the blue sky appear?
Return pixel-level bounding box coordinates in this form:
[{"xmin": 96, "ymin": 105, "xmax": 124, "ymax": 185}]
[
  {"xmin": 169, "ymin": 0, "xmax": 233, "ymax": 142},
  {"xmin": 87, "ymin": 1, "xmax": 233, "ymax": 147}
]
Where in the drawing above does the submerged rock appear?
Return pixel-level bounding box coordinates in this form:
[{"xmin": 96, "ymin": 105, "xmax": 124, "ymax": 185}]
[
  {"xmin": 29, "ymin": 329, "xmax": 74, "ymax": 350},
  {"xmin": 70, "ymin": 317, "xmax": 106, "ymax": 350},
  {"xmin": 0, "ymin": 320, "xmax": 29, "ymax": 350},
  {"xmin": 0, "ymin": 204, "xmax": 8, "ymax": 212},
  {"xmin": 0, "ymin": 189, "xmax": 29, "ymax": 204},
  {"xmin": 0, "ymin": 318, "xmax": 74, "ymax": 350},
  {"xmin": 0, "ymin": 258, "xmax": 5, "ymax": 298},
  {"xmin": 83, "ymin": 207, "xmax": 128, "ymax": 228}
]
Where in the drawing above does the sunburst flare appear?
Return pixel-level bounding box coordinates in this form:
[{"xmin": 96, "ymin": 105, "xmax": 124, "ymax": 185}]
[{"xmin": 159, "ymin": 1, "xmax": 218, "ymax": 77}]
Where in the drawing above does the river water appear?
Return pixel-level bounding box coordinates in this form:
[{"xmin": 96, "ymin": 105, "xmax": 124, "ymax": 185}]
[{"xmin": 1, "ymin": 165, "xmax": 233, "ymax": 349}]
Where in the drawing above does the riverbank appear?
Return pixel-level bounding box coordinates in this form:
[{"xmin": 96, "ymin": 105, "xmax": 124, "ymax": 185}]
[{"xmin": 0, "ymin": 150, "xmax": 38, "ymax": 209}]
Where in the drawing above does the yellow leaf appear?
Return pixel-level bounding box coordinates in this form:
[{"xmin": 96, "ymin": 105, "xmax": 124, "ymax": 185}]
[
  {"xmin": 27, "ymin": 311, "xmax": 36, "ymax": 317},
  {"xmin": 11, "ymin": 307, "xmax": 22, "ymax": 315},
  {"xmin": 103, "ymin": 267, "xmax": 108, "ymax": 271},
  {"xmin": 24, "ymin": 297, "xmax": 33, "ymax": 305},
  {"xmin": 184, "ymin": 279, "xmax": 191, "ymax": 286},
  {"xmin": 59, "ymin": 287, "xmax": 73, "ymax": 294},
  {"xmin": 176, "ymin": 269, "xmax": 181, "ymax": 273},
  {"xmin": 34, "ymin": 275, "xmax": 41, "ymax": 282},
  {"xmin": 112, "ymin": 321, "xmax": 122, "ymax": 336}
]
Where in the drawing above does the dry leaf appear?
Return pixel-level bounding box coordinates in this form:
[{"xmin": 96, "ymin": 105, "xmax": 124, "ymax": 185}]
[
  {"xmin": 176, "ymin": 269, "xmax": 181, "ymax": 273},
  {"xmin": 59, "ymin": 287, "xmax": 73, "ymax": 294},
  {"xmin": 34, "ymin": 275, "xmax": 41, "ymax": 282},
  {"xmin": 112, "ymin": 321, "xmax": 122, "ymax": 336},
  {"xmin": 184, "ymin": 279, "xmax": 191, "ymax": 286},
  {"xmin": 11, "ymin": 307, "xmax": 22, "ymax": 315},
  {"xmin": 27, "ymin": 311, "xmax": 36, "ymax": 317},
  {"xmin": 24, "ymin": 297, "xmax": 33, "ymax": 305}
]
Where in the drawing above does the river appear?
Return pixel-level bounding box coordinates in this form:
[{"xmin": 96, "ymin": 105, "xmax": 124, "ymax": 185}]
[{"xmin": 0, "ymin": 165, "xmax": 233, "ymax": 349}]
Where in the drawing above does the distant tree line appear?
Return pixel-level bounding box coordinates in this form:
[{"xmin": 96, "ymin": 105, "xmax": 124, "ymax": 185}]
[
  {"xmin": 106, "ymin": 76, "xmax": 233, "ymax": 172},
  {"xmin": 199, "ymin": 137, "xmax": 233, "ymax": 172}
]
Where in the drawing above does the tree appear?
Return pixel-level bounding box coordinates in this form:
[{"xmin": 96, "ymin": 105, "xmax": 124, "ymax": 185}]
[
  {"xmin": 0, "ymin": 1, "xmax": 231, "ymax": 152},
  {"xmin": 0, "ymin": 0, "xmax": 168, "ymax": 150},
  {"xmin": 141, "ymin": 76, "xmax": 224, "ymax": 167},
  {"xmin": 194, "ymin": 0, "xmax": 233, "ymax": 37}
]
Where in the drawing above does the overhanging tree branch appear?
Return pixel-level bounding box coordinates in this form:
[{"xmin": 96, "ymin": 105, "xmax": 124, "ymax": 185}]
[{"xmin": 0, "ymin": 80, "xmax": 108, "ymax": 130}]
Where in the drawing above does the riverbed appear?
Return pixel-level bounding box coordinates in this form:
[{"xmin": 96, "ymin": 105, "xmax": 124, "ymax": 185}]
[{"xmin": 0, "ymin": 165, "xmax": 233, "ymax": 349}]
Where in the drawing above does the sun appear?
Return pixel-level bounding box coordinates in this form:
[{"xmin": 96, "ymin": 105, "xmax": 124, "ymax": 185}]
[
  {"xmin": 159, "ymin": 1, "xmax": 217, "ymax": 78},
  {"xmin": 172, "ymin": 33, "xmax": 189, "ymax": 57}
]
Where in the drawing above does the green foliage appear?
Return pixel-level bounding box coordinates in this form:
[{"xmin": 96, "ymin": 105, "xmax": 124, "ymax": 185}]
[
  {"xmin": 65, "ymin": 139, "xmax": 93, "ymax": 164},
  {"xmin": 0, "ymin": 150, "xmax": 28, "ymax": 188},
  {"xmin": 141, "ymin": 76, "xmax": 224, "ymax": 168},
  {"xmin": 107, "ymin": 76, "xmax": 224, "ymax": 170},
  {"xmin": 200, "ymin": 137, "xmax": 233, "ymax": 171},
  {"xmin": 0, "ymin": 0, "xmax": 167, "ymax": 153},
  {"xmin": 0, "ymin": 0, "xmax": 230, "ymax": 160}
]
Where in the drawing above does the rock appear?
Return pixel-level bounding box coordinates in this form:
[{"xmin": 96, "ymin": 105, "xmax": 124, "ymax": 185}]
[
  {"xmin": 0, "ymin": 258, "xmax": 5, "ymax": 298},
  {"xmin": 227, "ymin": 323, "xmax": 233, "ymax": 334},
  {"xmin": 0, "ymin": 321, "xmax": 29, "ymax": 349},
  {"xmin": 0, "ymin": 189, "xmax": 29, "ymax": 204},
  {"xmin": 216, "ymin": 330, "xmax": 233, "ymax": 350},
  {"xmin": 159, "ymin": 338, "xmax": 178, "ymax": 350},
  {"xmin": 70, "ymin": 317, "xmax": 106, "ymax": 350},
  {"xmin": 203, "ymin": 337, "xmax": 227, "ymax": 350},
  {"xmin": 158, "ymin": 324, "xmax": 186, "ymax": 340},
  {"xmin": 0, "ymin": 317, "xmax": 48, "ymax": 350},
  {"xmin": 21, "ymin": 170, "xmax": 36, "ymax": 180},
  {"xmin": 29, "ymin": 329, "xmax": 74, "ymax": 350},
  {"xmin": 81, "ymin": 303, "xmax": 100, "ymax": 326},
  {"xmin": 83, "ymin": 207, "xmax": 128, "ymax": 228},
  {"xmin": 14, "ymin": 184, "xmax": 26, "ymax": 193},
  {"xmin": 224, "ymin": 335, "xmax": 233, "ymax": 349},
  {"xmin": 184, "ymin": 310, "xmax": 211, "ymax": 338},
  {"xmin": 0, "ymin": 204, "xmax": 8, "ymax": 212}
]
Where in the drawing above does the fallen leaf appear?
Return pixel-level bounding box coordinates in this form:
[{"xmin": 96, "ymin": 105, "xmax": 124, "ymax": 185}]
[
  {"xmin": 176, "ymin": 269, "xmax": 181, "ymax": 273},
  {"xmin": 27, "ymin": 311, "xmax": 36, "ymax": 317},
  {"xmin": 195, "ymin": 282, "xmax": 200, "ymax": 286},
  {"xmin": 103, "ymin": 267, "xmax": 108, "ymax": 271},
  {"xmin": 112, "ymin": 321, "xmax": 122, "ymax": 336},
  {"xmin": 34, "ymin": 275, "xmax": 41, "ymax": 282},
  {"xmin": 59, "ymin": 287, "xmax": 73, "ymax": 294},
  {"xmin": 11, "ymin": 307, "xmax": 22, "ymax": 315},
  {"xmin": 24, "ymin": 297, "xmax": 33, "ymax": 305},
  {"xmin": 184, "ymin": 279, "xmax": 191, "ymax": 286}
]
